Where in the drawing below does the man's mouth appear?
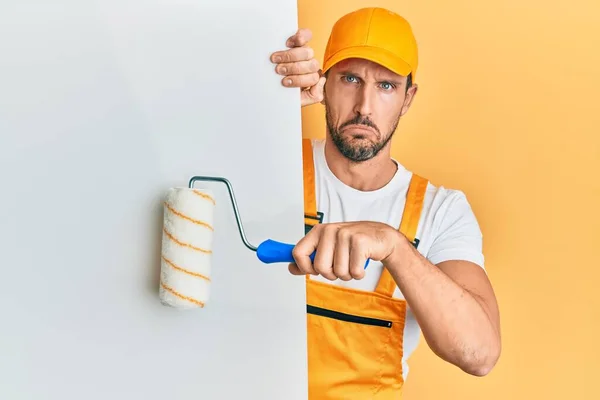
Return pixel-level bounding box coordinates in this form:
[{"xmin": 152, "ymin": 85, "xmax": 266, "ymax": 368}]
[{"xmin": 342, "ymin": 124, "xmax": 378, "ymax": 136}]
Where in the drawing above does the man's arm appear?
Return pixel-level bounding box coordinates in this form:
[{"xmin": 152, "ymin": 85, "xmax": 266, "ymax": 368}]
[
  {"xmin": 290, "ymin": 220, "xmax": 501, "ymax": 376},
  {"xmin": 384, "ymin": 231, "xmax": 501, "ymax": 376}
]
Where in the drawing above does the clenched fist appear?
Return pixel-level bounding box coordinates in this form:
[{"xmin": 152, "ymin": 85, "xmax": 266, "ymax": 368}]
[
  {"xmin": 270, "ymin": 28, "xmax": 326, "ymax": 107},
  {"xmin": 289, "ymin": 221, "xmax": 402, "ymax": 281}
]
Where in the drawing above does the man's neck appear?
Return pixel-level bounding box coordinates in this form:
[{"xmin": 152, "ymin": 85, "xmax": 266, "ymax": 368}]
[{"xmin": 324, "ymin": 139, "xmax": 398, "ymax": 192}]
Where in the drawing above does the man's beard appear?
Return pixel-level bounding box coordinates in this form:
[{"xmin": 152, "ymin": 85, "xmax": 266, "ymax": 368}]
[{"xmin": 326, "ymin": 105, "xmax": 400, "ymax": 162}]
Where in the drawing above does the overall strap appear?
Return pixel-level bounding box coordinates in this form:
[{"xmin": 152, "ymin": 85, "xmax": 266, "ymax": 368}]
[
  {"xmin": 374, "ymin": 173, "xmax": 429, "ymax": 297},
  {"xmin": 302, "ymin": 138, "xmax": 321, "ymax": 233},
  {"xmin": 302, "ymin": 138, "xmax": 317, "ymax": 284}
]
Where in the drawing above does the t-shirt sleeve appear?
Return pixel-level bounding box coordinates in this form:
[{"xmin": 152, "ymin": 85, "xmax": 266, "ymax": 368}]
[{"xmin": 426, "ymin": 190, "xmax": 485, "ymax": 270}]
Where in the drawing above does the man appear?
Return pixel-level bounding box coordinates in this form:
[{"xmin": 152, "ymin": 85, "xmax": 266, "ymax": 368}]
[{"xmin": 270, "ymin": 7, "xmax": 501, "ymax": 399}]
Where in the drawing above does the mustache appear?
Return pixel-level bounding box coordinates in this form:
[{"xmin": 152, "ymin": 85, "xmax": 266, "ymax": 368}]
[{"xmin": 339, "ymin": 115, "xmax": 379, "ymax": 133}]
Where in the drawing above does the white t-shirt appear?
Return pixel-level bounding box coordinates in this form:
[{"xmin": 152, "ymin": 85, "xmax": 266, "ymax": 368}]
[{"xmin": 308, "ymin": 138, "xmax": 486, "ymax": 380}]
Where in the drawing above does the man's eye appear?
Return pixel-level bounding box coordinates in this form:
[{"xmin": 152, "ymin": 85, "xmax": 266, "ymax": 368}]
[
  {"xmin": 380, "ymin": 82, "xmax": 394, "ymax": 90},
  {"xmin": 344, "ymin": 75, "xmax": 358, "ymax": 83}
]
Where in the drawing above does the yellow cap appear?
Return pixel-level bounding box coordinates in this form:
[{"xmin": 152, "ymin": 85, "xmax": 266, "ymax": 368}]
[{"xmin": 322, "ymin": 7, "xmax": 418, "ymax": 80}]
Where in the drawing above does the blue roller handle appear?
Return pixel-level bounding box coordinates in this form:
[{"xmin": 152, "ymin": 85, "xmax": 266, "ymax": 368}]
[{"xmin": 256, "ymin": 239, "xmax": 371, "ymax": 269}]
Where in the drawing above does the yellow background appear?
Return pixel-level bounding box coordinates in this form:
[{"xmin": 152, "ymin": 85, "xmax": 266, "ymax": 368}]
[{"xmin": 297, "ymin": 0, "xmax": 600, "ymax": 398}]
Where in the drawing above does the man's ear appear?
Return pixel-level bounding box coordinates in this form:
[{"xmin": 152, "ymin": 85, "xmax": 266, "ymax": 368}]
[{"xmin": 400, "ymin": 83, "xmax": 418, "ymax": 117}]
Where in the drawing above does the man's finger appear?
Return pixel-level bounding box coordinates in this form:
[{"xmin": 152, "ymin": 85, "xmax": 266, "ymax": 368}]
[
  {"xmin": 288, "ymin": 263, "xmax": 316, "ymax": 276},
  {"xmin": 286, "ymin": 28, "xmax": 312, "ymax": 48},
  {"xmin": 274, "ymin": 59, "xmax": 320, "ymax": 76},
  {"xmin": 291, "ymin": 229, "xmax": 319, "ymax": 275},
  {"xmin": 349, "ymin": 234, "xmax": 367, "ymax": 280},
  {"xmin": 270, "ymin": 46, "xmax": 314, "ymax": 64},
  {"xmin": 312, "ymin": 226, "xmax": 337, "ymax": 281},
  {"xmin": 333, "ymin": 228, "xmax": 351, "ymax": 281},
  {"xmin": 282, "ymin": 72, "xmax": 320, "ymax": 89}
]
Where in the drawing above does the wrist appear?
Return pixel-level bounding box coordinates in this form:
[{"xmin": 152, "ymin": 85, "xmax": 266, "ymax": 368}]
[{"xmin": 383, "ymin": 229, "xmax": 413, "ymax": 270}]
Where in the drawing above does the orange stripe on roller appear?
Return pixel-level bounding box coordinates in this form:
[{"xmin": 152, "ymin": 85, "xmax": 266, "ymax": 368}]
[
  {"xmin": 192, "ymin": 190, "xmax": 216, "ymax": 205},
  {"xmin": 160, "ymin": 281, "xmax": 204, "ymax": 307},
  {"xmin": 162, "ymin": 255, "xmax": 210, "ymax": 282},
  {"xmin": 164, "ymin": 202, "xmax": 214, "ymax": 230},
  {"xmin": 163, "ymin": 227, "xmax": 212, "ymax": 254}
]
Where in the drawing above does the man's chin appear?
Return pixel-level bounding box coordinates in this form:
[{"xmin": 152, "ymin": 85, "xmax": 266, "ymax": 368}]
[{"xmin": 337, "ymin": 142, "xmax": 378, "ymax": 162}]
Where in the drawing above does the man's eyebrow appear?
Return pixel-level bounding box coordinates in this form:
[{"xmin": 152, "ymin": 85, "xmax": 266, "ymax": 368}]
[
  {"xmin": 337, "ymin": 69, "xmax": 360, "ymax": 76},
  {"xmin": 378, "ymin": 77, "xmax": 402, "ymax": 84}
]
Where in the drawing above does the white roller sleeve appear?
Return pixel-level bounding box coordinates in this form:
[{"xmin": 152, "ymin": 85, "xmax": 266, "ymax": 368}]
[{"xmin": 159, "ymin": 187, "xmax": 215, "ymax": 309}]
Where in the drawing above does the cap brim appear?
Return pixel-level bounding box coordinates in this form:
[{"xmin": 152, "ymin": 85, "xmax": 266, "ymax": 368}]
[{"xmin": 322, "ymin": 46, "xmax": 412, "ymax": 78}]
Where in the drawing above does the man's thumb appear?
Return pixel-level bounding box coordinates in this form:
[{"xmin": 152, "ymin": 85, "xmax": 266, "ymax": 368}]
[{"xmin": 310, "ymin": 76, "xmax": 326, "ymax": 102}]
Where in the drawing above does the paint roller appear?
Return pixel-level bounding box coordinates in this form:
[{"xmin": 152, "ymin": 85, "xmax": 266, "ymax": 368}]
[{"xmin": 158, "ymin": 175, "xmax": 369, "ymax": 309}]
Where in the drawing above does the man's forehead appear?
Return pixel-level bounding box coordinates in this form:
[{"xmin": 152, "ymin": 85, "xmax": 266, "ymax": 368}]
[{"xmin": 332, "ymin": 58, "xmax": 404, "ymax": 80}]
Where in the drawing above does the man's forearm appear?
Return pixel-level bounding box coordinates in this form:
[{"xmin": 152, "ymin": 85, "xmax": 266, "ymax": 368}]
[{"xmin": 383, "ymin": 231, "xmax": 501, "ymax": 376}]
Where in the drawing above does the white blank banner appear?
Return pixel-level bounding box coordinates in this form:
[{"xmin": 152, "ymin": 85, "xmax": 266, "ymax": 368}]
[{"xmin": 0, "ymin": 1, "xmax": 308, "ymax": 399}]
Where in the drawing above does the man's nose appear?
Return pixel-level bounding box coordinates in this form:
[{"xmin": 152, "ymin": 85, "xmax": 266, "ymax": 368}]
[{"xmin": 353, "ymin": 85, "xmax": 374, "ymax": 116}]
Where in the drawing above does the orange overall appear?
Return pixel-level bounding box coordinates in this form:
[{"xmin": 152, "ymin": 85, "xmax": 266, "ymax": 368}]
[{"xmin": 301, "ymin": 138, "xmax": 429, "ymax": 399}]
